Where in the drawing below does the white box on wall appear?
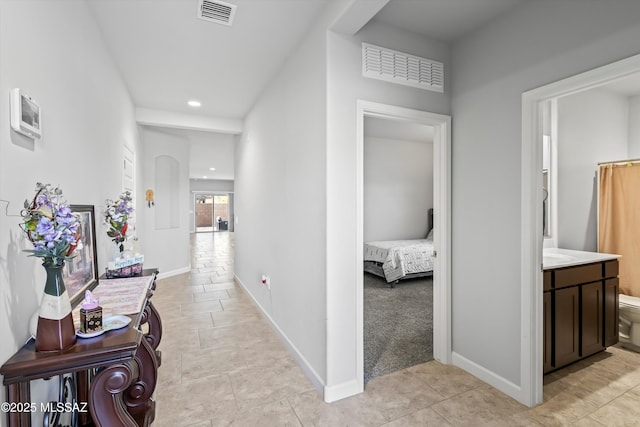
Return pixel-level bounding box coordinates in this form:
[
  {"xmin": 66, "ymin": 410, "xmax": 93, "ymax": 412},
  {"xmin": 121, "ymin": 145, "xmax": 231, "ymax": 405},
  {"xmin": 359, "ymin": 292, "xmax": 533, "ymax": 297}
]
[{"xmin": 10, "ymin": 88, "xmax": 42, "ymax": 139}]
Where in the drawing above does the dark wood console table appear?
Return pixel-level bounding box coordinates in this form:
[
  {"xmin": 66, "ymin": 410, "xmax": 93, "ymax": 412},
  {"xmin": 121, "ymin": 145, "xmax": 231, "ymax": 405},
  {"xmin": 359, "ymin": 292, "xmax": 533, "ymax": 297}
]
[{"xmin": 1, "ymin": 269, "xmax": 161, "ymax": 427}]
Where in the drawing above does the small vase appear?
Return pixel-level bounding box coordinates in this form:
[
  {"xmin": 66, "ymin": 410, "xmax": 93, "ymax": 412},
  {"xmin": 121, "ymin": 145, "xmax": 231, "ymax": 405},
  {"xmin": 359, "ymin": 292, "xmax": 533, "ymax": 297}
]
[
  {"xmin": 35, "ymin": 262, "xmax": 76, "ymax": 352},
  {"xmin": 112, "ymin": 241, "xmax": 125, "ymax": 262}
]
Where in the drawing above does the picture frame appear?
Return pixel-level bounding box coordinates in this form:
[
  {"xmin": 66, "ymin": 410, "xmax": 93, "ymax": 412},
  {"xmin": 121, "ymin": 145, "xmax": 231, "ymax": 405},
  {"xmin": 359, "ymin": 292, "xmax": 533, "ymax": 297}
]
[{"xmin": 64, "ymin": 205, "xmax": 99, "ymax": 307}]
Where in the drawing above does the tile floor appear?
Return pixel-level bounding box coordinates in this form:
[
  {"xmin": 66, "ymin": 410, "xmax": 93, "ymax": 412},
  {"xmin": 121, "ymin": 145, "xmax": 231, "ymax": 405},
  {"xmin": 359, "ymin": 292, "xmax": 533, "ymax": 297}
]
[{"xmin": 151, "ymin": 232, "xmax": 640, "ymax": 426}]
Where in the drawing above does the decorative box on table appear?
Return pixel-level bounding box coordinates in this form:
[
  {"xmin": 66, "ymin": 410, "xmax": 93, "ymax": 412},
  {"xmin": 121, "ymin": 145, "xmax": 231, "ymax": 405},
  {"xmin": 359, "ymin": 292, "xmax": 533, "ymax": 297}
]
[{"xmin": 105, "ymin": 254, "xmax": 144, "ymax": 279}]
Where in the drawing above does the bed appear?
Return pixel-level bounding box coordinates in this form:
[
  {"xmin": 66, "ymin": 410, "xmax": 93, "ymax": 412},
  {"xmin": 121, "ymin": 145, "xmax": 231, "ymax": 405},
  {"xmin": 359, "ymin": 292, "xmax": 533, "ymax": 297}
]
[{"xmin": 364, "ymin": 209, "xmax": 435, "ymax": 286}]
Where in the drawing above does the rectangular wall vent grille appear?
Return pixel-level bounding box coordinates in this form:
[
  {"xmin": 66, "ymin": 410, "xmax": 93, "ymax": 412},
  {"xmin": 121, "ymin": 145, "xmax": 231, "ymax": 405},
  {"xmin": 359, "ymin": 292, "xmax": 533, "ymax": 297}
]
[
  {"xmin": 362, "ymin": 43, "xmax": 444, "ymax": 92},
  {"xmin": 198, "ymin": 0, "xmax": 236, "ymax": 26}
]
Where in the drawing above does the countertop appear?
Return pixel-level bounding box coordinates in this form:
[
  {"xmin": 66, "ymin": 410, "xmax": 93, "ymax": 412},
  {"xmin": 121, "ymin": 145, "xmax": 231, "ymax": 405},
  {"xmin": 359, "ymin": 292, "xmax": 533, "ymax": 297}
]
[{"xmin": 543, "ymin": 248, "xmax": 621, "ymax": 270}]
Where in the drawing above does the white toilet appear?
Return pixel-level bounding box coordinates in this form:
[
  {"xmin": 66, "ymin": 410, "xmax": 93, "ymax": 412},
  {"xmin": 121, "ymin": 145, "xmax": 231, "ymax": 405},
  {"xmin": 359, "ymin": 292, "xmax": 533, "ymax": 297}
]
[{"xmin": 619, "ymin": 293, "xmax": 640, "ymax": 352}]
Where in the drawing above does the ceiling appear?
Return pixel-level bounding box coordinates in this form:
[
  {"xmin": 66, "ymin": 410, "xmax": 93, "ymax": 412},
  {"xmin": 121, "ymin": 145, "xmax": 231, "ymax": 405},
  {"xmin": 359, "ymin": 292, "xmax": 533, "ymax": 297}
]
[
  {"xmin": 87, "ymin": 0, "xmax": 640, "ymax": 180},
  {"xmin": 87, "ymin": 0, "xmax": 327, "ymax": 120},
  {"xmin": 372, "ymin": 0, "xmax": 525, "ymax": 43},
  {"xmin": 88, "ymin": 0, "xmax": 527, "ymax": 123},
  {"xmin": 86, "ymin": 0, "xmax": 526, "ymax": 180}
]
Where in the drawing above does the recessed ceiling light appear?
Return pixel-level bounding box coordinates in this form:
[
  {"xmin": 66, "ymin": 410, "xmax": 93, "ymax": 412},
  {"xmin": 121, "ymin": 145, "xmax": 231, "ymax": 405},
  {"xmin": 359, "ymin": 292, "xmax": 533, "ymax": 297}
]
[
  {"xmin": 203, "ymin": 175, "xmax": 208, "ymax": 179},
  {"xmin": 209, "ymin": 167, "xmax": 216, "ymax": 171},
  {"xmin": 188, "ymin": 100, "xmax": 201, "ymax": 107}
]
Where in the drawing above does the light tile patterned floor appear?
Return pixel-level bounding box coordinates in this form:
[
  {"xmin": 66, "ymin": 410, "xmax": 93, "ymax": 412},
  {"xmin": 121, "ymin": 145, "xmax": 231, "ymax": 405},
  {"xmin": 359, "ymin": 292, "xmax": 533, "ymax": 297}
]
[{"xmin": 152, "ymin": 232, "xmax": 640, "ymax": 426}]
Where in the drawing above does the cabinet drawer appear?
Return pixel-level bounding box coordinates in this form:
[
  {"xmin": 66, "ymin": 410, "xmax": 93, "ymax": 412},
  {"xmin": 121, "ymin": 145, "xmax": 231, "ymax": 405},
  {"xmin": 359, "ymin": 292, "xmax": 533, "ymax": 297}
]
[
  {"xmin": 604, "ymin": 260, "xmax": 618, "ymax": 279},
  {"xmin": 554, "ymin": 263, "xmax": 603, "ymax": 289},
  {"xmin": 544, "ymin": 271, "xmax": 552, "ymax": 291}
]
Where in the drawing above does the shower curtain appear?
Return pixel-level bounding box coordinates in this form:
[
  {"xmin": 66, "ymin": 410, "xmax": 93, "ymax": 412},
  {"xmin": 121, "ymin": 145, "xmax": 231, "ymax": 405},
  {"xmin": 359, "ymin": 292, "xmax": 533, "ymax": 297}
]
[{"xmin": 598, "ymin": 162, "xmax": 640, "ymax": 297}]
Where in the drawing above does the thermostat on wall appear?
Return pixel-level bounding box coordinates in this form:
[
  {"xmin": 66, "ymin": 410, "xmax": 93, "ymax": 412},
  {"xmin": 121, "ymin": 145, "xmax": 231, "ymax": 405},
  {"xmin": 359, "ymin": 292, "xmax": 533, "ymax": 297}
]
[{"xmin": 10, "ymin": 88, "xmax": 41, "ymax": 139}]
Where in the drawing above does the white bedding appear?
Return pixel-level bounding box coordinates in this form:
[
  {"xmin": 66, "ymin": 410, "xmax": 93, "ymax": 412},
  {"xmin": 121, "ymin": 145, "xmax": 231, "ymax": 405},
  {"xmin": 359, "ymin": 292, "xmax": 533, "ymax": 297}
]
[{"xmin": 364, "ymin": 238, "xmax": 435, "ymax": 282}]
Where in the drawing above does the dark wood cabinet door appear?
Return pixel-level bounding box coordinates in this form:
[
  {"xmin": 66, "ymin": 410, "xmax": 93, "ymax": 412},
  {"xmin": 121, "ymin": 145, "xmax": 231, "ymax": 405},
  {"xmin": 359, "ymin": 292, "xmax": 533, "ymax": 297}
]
[
  {"xmin": 581, "ymin": 281, "xmax": 604, "ymax": 357},
  {"xmin": 554, "ymin": 286, "xmax": 580, "ymax": 367},
  {"xmin": 544, "ymin": 291, "xmax": 553, "ymax": 373},
  {"xmin": 544, "ymin": 271, "xmax": 552, "ymax": 291},
  {"xmin": 604, "ymin": 278, "xmax": 619, "ymax": 347}
]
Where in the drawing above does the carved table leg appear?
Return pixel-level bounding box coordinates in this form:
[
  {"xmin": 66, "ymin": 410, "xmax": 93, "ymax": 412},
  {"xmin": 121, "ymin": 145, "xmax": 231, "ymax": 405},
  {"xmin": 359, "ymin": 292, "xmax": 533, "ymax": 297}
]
[
  {"xmin": 5, "ymin": 382, "xmax": 31, "ymax": 427},
  {"xmin": 124, "ymin": 338, "xmax": 158, "ymax": 427},
  {"xmin": 89, "ymin": 362, "xmax": 137, "ymax": 427},
  {"xmin": 140, "ymin": 301, "xmax": 162, "ymax": 366},
  {"xmin": 77, "ymin": 370, "xmax": 90, "ymax": 426}
]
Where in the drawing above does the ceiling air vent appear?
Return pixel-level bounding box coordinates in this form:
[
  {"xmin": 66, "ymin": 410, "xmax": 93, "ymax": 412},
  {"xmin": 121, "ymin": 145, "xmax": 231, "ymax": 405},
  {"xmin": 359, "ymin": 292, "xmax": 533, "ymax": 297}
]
[
  {"xmin": 197, "ymin": 0, "xmax": 236, "ymax": 26},
  {"xmin": 362, "ymin": 43, "xmax": 444, "ymax": 93}
]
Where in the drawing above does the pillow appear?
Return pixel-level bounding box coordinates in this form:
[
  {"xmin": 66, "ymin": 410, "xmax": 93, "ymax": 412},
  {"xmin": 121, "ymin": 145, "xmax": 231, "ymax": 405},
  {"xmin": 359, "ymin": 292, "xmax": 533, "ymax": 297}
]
[{"xmin": 426, "ymin": 228, "xmax": 433, "ymax": 241}]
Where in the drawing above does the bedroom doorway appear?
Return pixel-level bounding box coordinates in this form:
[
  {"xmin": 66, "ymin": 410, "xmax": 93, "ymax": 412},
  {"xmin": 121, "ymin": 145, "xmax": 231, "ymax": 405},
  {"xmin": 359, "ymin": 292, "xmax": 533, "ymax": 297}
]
[
  {"xmin": 356, "ymin": 101, "xmax": 452, "ymax": 389},
  {"xmin": 362, "ymin": 116, "xmax": 435, "ymax": 380}
]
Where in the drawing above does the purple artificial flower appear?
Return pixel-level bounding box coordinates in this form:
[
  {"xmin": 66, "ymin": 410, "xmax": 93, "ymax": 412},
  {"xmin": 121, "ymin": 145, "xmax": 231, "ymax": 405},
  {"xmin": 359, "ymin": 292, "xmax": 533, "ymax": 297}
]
[
  {"xmin": 35, "ymin": 194, "xmax": 49, "ymax": 207},
  {"xmin": 36, "ymin": 217, "xmax": 54, "ymax": 236},
  {"xmin": 20, "ymin": 183, "xmax": 80, "ymax": 265}
]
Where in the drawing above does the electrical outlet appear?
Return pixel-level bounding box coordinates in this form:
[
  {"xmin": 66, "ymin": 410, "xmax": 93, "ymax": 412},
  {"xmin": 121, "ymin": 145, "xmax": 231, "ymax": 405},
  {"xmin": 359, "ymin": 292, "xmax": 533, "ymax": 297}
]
[{"xmin": 261, "ymin": 274, "xmax": 271, "ymax": 290}]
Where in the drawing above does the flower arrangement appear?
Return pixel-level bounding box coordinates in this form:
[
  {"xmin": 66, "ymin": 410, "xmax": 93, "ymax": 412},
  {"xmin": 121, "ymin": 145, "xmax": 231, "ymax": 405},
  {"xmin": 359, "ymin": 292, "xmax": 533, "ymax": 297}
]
[
  {"xmin": 105, "ymin": 191, "xmax": 133, "ymax": 252},
  {"xmin": 20, "ymin": 183, "xmax": 80, "ymax": 267}
]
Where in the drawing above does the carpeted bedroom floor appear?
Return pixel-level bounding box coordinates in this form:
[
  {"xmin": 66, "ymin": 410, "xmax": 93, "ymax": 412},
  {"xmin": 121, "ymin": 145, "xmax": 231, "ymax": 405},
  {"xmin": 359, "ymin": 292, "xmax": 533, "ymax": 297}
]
[{"xmin": 364, "ymin": 272, "xmax": 433, "ymax": 381}]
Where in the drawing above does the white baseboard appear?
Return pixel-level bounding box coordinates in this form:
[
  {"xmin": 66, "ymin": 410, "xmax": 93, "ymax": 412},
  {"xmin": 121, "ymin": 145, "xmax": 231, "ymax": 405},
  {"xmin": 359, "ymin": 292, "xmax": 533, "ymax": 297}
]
[
  {"xmin": 156, "ymin": 265, "xmax": 191, "ymax": 280},
  {"xmin": 451, "ymin": 351, "xmax": 525, "ymax": 404},
  {"xmin": 234, "ymin": 275, "xmax": 325, "ymax": 396},
  {"xmin": 323, "ymin": 379, "xmax": 362, "ymax": 403}
]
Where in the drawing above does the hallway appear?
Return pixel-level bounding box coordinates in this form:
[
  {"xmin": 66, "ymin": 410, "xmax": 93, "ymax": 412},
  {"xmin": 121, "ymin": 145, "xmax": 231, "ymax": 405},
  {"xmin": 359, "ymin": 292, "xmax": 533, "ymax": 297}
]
[{"xmin": 151, "ymin": 232, "xmax": 640, "ymax": 426}]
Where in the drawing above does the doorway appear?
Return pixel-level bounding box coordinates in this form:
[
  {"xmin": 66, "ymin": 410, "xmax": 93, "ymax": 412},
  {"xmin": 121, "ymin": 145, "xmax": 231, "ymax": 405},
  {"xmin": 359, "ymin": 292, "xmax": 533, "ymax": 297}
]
[
  {"xmin": 362, "ymin": 116, "xmax": 435, "ymax": 380},
  {"xmin": 356, "ymin": 100, "xmax": 452, "ymax": 390},
  {"xmin": 521, "ymin": 52, "xmax": 640, "ymax": 406},
  {"xmin": 195, "ymin": 193, "xmax": 230, "ymax": 232}
]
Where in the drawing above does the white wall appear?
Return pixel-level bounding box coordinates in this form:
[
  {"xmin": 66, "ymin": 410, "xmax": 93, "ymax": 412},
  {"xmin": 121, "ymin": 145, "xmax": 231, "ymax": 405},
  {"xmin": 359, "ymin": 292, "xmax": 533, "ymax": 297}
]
[
  {"xmin": 190, "ymin": 179, "xmax": 234, "ymax": 193},
  {"xmin": 451, "ymin": 0, "xmax": 640, "ymax": 399},
  {"xmin": 0, "ymin": 1, "xmax": 140, "ymax": 423},
  {"xmin": 557, "ymin": 89, "xmax": 629, "ymax": 252},
  {"xmin": 629, "ymin": 95, "xmax": 640, "ymax": 157},
  {"xmin": 139, "ymin": 127, "xmax": 191, "ymax": 278},
  {"xmin": 364, "ymin": 135, "xmax": 433, "ymax": 242},
  {"xmin": 326, "ymin": 20, "xmax": 450, "ymax": 394},
  {"xmin": 233, "ymin": 0, "xmax": 338, "ymax": 389}
]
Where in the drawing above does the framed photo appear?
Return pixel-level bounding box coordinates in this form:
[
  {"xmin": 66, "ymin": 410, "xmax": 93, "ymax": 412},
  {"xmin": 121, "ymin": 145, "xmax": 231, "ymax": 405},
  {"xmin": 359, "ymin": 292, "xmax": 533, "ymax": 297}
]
[{"xmin": 64, "ymin": 205, "xmax": 99, "ymax": 306}]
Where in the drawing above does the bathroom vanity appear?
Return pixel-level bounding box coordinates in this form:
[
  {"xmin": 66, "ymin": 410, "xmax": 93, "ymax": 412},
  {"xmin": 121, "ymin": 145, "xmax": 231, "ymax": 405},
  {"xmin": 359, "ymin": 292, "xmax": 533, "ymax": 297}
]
[{"xmin": 543, "ymin": 248, "xmax": 620, "ymax": 374}]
